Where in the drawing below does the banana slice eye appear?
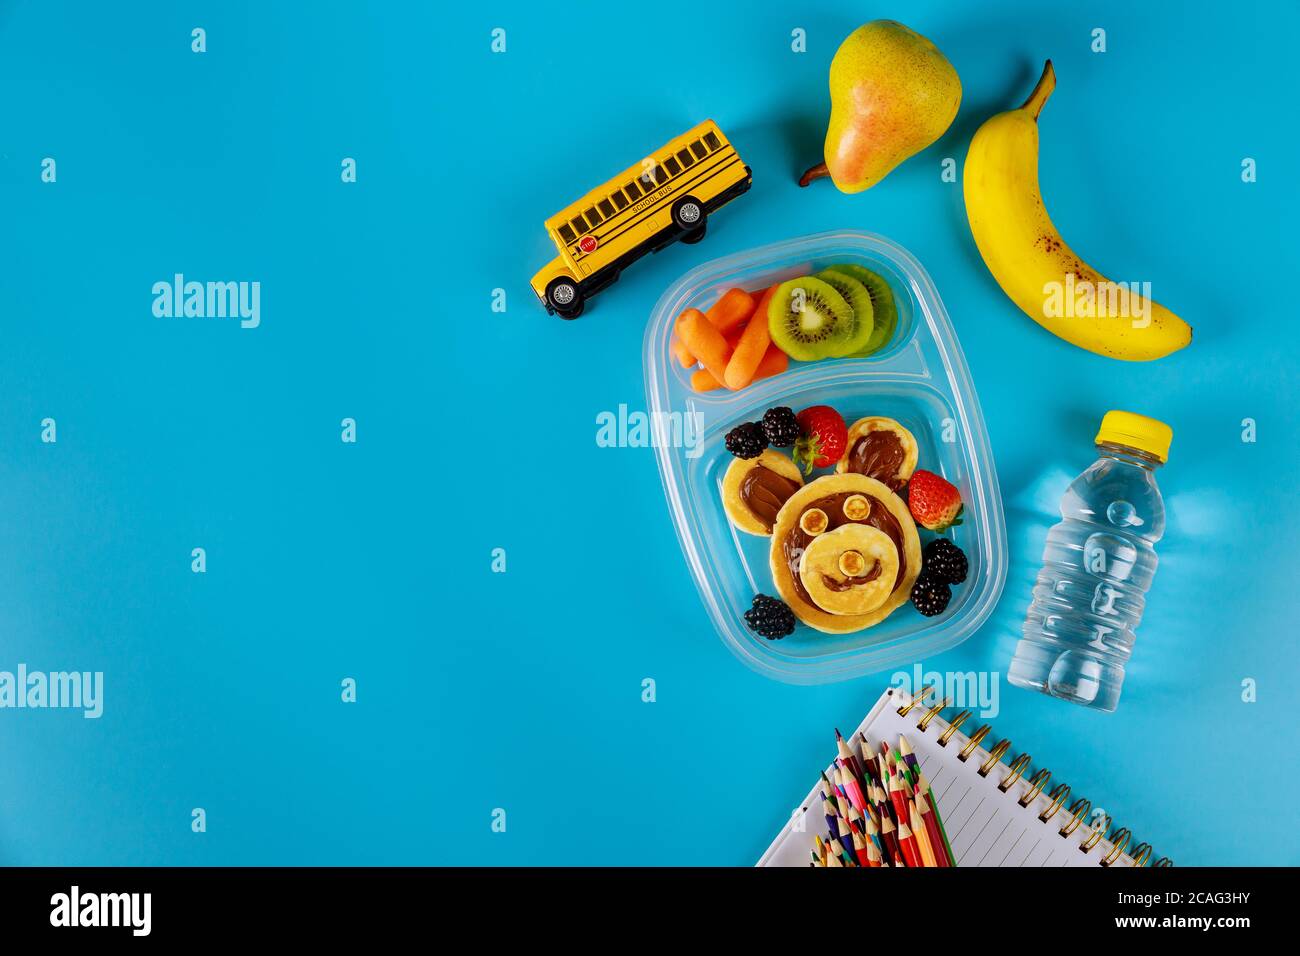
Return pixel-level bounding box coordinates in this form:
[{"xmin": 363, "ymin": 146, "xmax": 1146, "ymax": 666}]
[
  {"xmin": 838, "ymin": 550, "xmax": 867, "ymax": 577},
  {"xmin": 843, "ymin": 495, "xmax": 871, "ymax": 521},
  {"xmin": 799, "ymin": 508, "xmax": 829, "ymax": 536}
]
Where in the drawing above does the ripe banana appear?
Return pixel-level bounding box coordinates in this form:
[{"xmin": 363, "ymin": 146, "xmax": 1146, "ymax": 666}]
[{"xmin": 963, "ymin": 61, "xmax": 1192, "ymax": 361}]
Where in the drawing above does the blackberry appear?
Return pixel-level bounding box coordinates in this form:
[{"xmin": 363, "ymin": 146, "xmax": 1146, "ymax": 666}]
[
  {"xmin": 760, "ymin": 406, "xmax": 801, "ymax": 447},
  {"xmin": 725, "ymin": 421, "xmax": 768, "ymax": 459},
  {"xmin": 744, "ymin": 594, "xmax": 796, "ymax": 639},
  {"xmin": 910, "ymin": 573, "xmax": 951, "ymax": 617},
  {"xmin": 923, "ymin": 539, "xmax": 968, "ymax": 584}
]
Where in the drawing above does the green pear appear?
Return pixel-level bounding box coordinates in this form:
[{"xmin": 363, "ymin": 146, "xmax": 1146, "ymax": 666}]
[{"xmin": 799, "ymin": 21, "xmax": 961, "ymax": 193}]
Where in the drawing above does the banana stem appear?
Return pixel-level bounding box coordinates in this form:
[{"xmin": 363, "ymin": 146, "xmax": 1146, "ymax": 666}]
[
  {"xmin": 1020, "ymin": 60, "xmax": 1056, "ymax": 120},
  {"xmin": 798, "ymin": 162, "xmax": 830, "ymax": 187}
]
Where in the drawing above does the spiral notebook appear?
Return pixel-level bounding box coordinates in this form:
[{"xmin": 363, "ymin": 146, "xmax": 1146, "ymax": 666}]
[{"xmin": 758, "ymin": 686, "xmax": 1169, "ymax": 867}]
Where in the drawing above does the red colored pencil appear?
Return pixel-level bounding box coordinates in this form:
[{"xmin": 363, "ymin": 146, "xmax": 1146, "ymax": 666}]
[
  {"xmin": 916, "ymin": 790, "xmax": 952, "ymax": 867},
  {"xmin": 896, "ymin": 819, "xmax": 924, "ymax": 868},
  {"xmin": 888, "ymin": 772, "xmax": 913, "ymax": 829},
  {"xmin": 847, "ymin": 820, "xmax": 872, "ymax": 868}
]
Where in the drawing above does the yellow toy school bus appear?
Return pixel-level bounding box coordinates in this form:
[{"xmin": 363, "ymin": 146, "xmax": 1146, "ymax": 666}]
[{"xmin": 530, "ymin": 120, "xmax": 752, "ymax": 318}]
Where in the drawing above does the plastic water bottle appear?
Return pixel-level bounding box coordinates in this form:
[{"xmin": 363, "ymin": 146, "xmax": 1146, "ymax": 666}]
[{"xmin": 1008, "ymin": 411, "xmax": 1172, "ymax": 713}]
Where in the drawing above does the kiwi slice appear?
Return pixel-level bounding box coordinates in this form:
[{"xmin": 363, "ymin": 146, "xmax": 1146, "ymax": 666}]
[
  {"xmin": 767, "ymin": 276, "xmax": 855, "ymax": 361},
  {"xmin": 828, "ymin": 264, "xmax": 898, "ymax": 356},
  {"xmin": 815, "ymin": 269, "xmax": 875, "ymax": 357}
]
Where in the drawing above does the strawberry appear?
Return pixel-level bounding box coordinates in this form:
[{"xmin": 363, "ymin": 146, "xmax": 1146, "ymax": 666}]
[
  {"xmin": 792, "ymin": 405, "xmax": 848, "ymax": 473},
  {"xmin": 908, "ymin": 470, "xmax": 964, "ymax": 532}
]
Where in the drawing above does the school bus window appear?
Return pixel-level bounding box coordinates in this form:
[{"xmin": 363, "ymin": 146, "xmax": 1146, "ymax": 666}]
[
  {"xmin": 653, "ymin": 165, "xmax": 670, "ymax": 186},
  {"xmin": 598, "ymin": 198, "xmax": 615, "ymax": 218},
  {"xmin": 624, "ymin": 180, "xmax": 641, "ymax": 200},
  {"xmin": 664, "ymin": 156, "xmax": 682, "ymax": 176},
  {"xmin": 640, "ymin": 167, "xmax": 657, "ymax": 188},
  {"xmin": 559, "ymin": 223, "xmax": 577, "ymax": 244},
  {"xmin": 612, "ymin": 191, "xmax": 628, "ymax": 210},
  {"xmin": 704, "ymin": 131, "xmax": 721, "ymax": 151},
  {"xmin": 690, "ymin": 140, "xmax": 707, "ymax": 161},
  {"xmin": 570, "ymin": 215, "xmax": 588, "ymax": 236},
  {"xmin": 678, "ymin": 148, "xmax": 695, "ymax": 168},
  {"xmin": 585, "ymin": 206, "xmax": 602, "ymax": 226}
]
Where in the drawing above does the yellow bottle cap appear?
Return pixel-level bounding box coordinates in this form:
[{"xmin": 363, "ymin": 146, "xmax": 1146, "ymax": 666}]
[{"xmin": 1095, "ymin": 410, "xmax": 1172, "ymax": 463}]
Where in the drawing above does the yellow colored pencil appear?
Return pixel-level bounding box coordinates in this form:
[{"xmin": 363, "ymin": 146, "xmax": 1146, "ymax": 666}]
[{"xmin": 910, "ymin": 799, "xmax": 938, "ymax": 868}]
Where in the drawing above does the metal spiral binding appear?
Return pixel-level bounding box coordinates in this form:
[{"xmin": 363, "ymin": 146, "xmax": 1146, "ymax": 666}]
[
  {"xmin": 1079, "ymin": 813, "xmax": 1112, "ymax": 853},
  {"xmin": 1101, "ymin": 828, "xmax": 1132, "ymax": 867},
  {"xmin": 917, "ymin": 697, "xmax": 951, "ymax": 731},
  {"xmin": 978, "ymin": 739, "xmax": 1011, "ymax": 776},
  {"xmin": 896, "ymin": 685, "xmax": 936, "ymax": 717},
  {"xmin": 1059, "ymin": 799, "xmax": 1091, "ymax": 836},
  {"xmin": 1039, "ymin": 784, "xmax": 1071, "ymax": 822},
  {"xmin": 957, "ymin": 724, "xmax": 991, "ymax": 761},
  {"xmin": 937, "ymin": 710, "xmax": 971, "ymax": 745},
  {"xmin": 1018, "ymin": 768, "xmax": 1052, "ymax": 807},
  {"xmin": 999, "ymin": 753, "xmax": 1031, "ymax": 791}
]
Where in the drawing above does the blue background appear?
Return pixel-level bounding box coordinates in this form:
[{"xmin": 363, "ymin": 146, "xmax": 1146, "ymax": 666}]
[{"xmin": 2, "ymin": 1, "xmax": 1297, "ymax": 865}]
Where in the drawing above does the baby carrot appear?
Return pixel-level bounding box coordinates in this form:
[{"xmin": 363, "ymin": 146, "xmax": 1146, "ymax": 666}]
[
  {"xmin": 677, "ymin": 308, "xmax": 732, "ymax": 386},
  {"xmin": 705, "ymin": 287, "xmax": 756, "ymax": 334},
  {"xmin": 723, "ymin": 285, "xmax": 776, "ymax": 390}
]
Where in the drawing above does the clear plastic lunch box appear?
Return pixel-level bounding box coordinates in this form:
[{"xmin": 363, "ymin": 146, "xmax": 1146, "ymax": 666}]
[{"xmin": 644, "ymin": 230, "xmax": 1007, "ymax": 684}]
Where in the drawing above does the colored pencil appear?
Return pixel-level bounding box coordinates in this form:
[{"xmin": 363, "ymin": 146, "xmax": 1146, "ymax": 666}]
[
  {"xmin": 916, "ymin": 790, "xmax": 951, "ymax": 867},
  {"xmin": 896, "ymin": 819, "xmax": 924, "ymax": 868},
  {"xmin": 874, "ymin": 782, "xmax": 899, "ymax": 839},
  {"xmin": 837, "ymin": 762, "xmax": 868, "ymax": 814},
  {"xmin": 831, "ymin": 805, "xmax": 855, "ymax": 860},
  {"xmin": 878, "ymin": 810, "xmax": 906, "ymax": 866},
  {"xmin": 846, "ymin": 802, "xmax": 867, "ymax": 840},
  {"xmin": 914, "ymin": 770, "xmax": 956, "ymax": 865},
  {"xmin": 822, "ymin": 769, "xmax": 843, "ymax": 802},
  {"xmin": 863, "ymin": 811, "xmax": 888, "ymax": 866},
  {"xmin": 848, "ymin": 821, "xmax": 872, "ymax": 868},
  {"xmin": 836, "ymin": 728, "xmax": 867, "ymax": 789},
  {"xmin": 898, "ymin": 734, "xmax": 921, "ymax": 781},
  {"xmin": 823, "ymin": 795, "xmax": 844, "ymax": 849},
  {"xmin": 909, "ymin": 799, "xmax": 938, "ymax": 867},
  {"xmin": 888, "ymin": 772, "xmax": 913, "ymax": 829},
  {"xmin": 857, "ymin": 733, "xmax": 879, "ymax": 785}
]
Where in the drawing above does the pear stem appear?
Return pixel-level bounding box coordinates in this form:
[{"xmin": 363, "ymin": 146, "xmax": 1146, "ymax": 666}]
[
  {"xmin": 1020, "ymin": 60, "xmax": 1056, "ymax": 120},
  {"xmin": 798, "ymin": 162, "xmax": 830, "ymax": 187}
]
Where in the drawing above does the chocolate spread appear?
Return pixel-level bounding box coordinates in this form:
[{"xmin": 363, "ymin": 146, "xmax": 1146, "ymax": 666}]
[
  {"xmin": 846, "ymin": 430, "xmax": 907, "ymax": 490},
  {"xmin": 783, "ymin": 492, "xmax": 907, "ymax": 608},
  {"xmin": 821, "ymin": 561, "xmax": 882, "ymax": 592},
  {"xmin": 740, "ymin": 465, "xmax": 800, "ymax": 531}
]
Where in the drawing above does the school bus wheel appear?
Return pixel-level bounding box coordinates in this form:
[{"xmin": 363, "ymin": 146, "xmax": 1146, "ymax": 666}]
[
  {"xmin": 671, "ymin": 197, "xmax": 707, "ymax": 233},
  {"xmin": 546, "ymin": 277, "xmax": 584, "ymax": 319},
  {"xmin": 680, "ymin": 222, "xmax": 707, "ymax": 245}
]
